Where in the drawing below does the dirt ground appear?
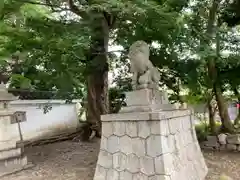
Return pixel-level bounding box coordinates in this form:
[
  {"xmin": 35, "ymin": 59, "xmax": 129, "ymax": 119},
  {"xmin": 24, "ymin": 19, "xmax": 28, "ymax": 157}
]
[{"xmin": 0, "ymin": 140, "xmax": 239, "ymax": 180}]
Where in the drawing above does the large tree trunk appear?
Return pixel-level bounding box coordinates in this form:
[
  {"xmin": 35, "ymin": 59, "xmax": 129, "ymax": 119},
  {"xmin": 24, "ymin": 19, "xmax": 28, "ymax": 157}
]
[
  {"xmin": 87, "ymin": 69, "xmax": 108, "ymax": 137},
  {"xmin": 86, "ymin": 16, "xmax": 110, "ymax": 137},
  {"xmin": 205, "ymin": 0, "xmax": 234, "ymax": 133}
]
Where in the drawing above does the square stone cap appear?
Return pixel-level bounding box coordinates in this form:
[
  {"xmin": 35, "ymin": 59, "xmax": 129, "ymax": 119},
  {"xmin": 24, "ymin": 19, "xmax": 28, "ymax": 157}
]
[
  {"xmin": 101, "ymin": 109, "xmax": 192, "ymax": 122},
  {"xmin": 0, "ymin": 110, "xmax": 15, "ymax": 117},
  {"xmin": 0, "ymin": 84, "xmax": 18, "ymax": 101}
]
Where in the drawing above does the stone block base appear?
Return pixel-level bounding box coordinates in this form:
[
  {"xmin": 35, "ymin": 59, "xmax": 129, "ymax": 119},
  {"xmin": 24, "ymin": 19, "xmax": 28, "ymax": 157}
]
[
  {"xmin": 0, "ymin": 155, "xmax": 28, "ymax": 177},
  {"xmin": 121, "ymin": 89, "xmax": 174, "ymax": 113},
  {"xmin": 201, "ymin": 134, "xmax": 240, "ymax": 152},
  {"xmin": 94, "ymin": 110, "xmax": 208, "ymax": 180},
  {"xmin": 0, "ymin": 148, "xmax": 22, "ymax": 161},
  {"xmin": 0, "ymin": 143, "xmax": 30, "ymax": 177}
]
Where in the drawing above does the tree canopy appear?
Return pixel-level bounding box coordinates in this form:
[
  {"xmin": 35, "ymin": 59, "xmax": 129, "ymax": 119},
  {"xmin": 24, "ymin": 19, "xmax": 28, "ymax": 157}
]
[{"xmin": 1, "ymin": 0, "xmax": 240, "ymax": 134}]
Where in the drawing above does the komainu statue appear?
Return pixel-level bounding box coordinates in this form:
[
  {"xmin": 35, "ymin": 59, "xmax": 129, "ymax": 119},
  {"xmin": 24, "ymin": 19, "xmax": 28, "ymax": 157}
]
[
  {"xmin": 93, "ymin": 40, "xmax": 208, "ymax": 180},
  {"xmin": 129, "ymin": 40, "xmax": 160, "ymax": 90}
]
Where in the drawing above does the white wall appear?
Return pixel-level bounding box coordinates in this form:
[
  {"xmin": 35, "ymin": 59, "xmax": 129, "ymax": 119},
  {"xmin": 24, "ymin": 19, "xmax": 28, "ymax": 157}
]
[
  {"xmin": 8, "ymin": 100, "xmax": 81, "ymax": 141},
  {"xmin": 190, "ymin": 102, "xmax": 238, "ymax": 124}
]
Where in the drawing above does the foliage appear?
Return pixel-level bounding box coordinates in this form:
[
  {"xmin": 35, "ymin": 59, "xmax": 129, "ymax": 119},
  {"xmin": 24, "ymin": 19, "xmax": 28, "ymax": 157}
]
[
  {"xmin": 1, "ymin": 0, "xmax": 240, "ymax": 134},
  {"xmin": 195, "ymin": 123, "xmax": 209, "ymax": 142},
  {"xmin": 0, "ymin": 0, "xmax": 189, "ymax": 97},
  {"xmin": 195, "ymin": 121, "xmax": 221, "ymax": 142},
  {"xmin": 0, "ymin": 2, "xmax": 89, "ymax": 99},
  {"xmin": 109, "ymin": 76, "xmax": 132, "ymax": 113}
]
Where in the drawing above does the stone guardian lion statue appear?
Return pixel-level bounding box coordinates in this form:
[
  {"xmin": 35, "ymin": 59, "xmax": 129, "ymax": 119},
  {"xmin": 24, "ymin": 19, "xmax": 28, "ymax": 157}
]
[{"xmin": 129, "ymin": 40, "xmax": 160, "ymax": 90}]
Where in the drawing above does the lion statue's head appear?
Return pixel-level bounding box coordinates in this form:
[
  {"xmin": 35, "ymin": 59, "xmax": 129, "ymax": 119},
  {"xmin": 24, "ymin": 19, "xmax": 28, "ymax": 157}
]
[{"xmin": 128, "ymin": 40, "xmax": 150, "ymax": 63}]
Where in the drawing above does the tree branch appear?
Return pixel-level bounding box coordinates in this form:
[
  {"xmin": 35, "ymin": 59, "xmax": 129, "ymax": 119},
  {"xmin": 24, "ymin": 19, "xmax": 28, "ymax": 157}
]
[
  {"xmin": 67, "ymin": 0, "xmax": 87, "ymax": 18},
  {"xmin": 110, "ymin": 16, "xmax": 117, "ymax": 29},
  {"xmin": 103, "ymin": 12, "xmax": 117, "ymax": 29},
  {"xmin": 19, "ymin": 0, "xmax": 71, "ymax": 12},
  {"xmin": 45, "ymin": 0, "xmax": 56, "ymax": 11},
  {"xmin": 92, "ymin": 50, "xmax": 125, "ymax": 55}
]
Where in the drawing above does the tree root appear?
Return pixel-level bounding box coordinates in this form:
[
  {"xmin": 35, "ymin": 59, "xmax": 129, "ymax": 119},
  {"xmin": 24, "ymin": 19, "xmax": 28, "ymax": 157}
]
[
  {"xmin": 23, "ymin": 130, "xmax": 81, "ymax": 147},
  {"xmin": 23, "ymin": 123, "xmax": 100, "ymax": 147}
]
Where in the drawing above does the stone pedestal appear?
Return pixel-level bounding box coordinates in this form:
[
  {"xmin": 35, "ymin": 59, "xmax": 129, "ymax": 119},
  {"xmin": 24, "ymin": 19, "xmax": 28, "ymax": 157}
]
[
  {"xmin": 0, "ymin": 84, "xmax": 29, "ymax": 177},
  {"xmin": 120, "ymin": 89, "xmax": 173, "ymax": 113},
  {"xmin": 94, "ymin": 89, "xmax": 208, "ymax": 180}
]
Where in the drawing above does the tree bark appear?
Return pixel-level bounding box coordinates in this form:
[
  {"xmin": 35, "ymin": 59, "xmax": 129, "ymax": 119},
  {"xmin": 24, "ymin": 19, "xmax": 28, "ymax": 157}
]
[
  {"xmin": 66, "ymin": 1, "xmax": 116, "ymax": 139},
  {"xmin": 86, "ymin": 16, "xmax": 110, "ymax": 137},
  {"xmin": 205, "ymin": 0, "xmax": 234, "ymax": 133},
  {"xmin": 214, "ymin": 85, "xmax": 233, "ymax": 132},
  {"xmin": 233, "ymin": 86, "xmax": 240, "ymax": 125},
  {"xmin": 207, "ymin": 98, "xmax": 217, "ymax": 135}
]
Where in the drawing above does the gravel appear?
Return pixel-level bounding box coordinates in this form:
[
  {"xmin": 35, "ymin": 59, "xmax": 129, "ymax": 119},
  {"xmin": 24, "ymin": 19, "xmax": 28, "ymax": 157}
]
[{"xmin": 0, "ymin": 140, "xmax": 239, "ymax": 180}]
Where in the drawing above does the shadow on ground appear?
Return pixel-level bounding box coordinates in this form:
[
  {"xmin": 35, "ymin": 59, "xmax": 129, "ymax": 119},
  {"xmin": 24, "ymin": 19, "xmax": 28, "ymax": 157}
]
[
  {"xmin": 1, "ymin": 140, "xmax": 99, "ymax": 180},
  {"xmin": 0, "ymin": 140, "xmax": 239, "ymax": 180}
]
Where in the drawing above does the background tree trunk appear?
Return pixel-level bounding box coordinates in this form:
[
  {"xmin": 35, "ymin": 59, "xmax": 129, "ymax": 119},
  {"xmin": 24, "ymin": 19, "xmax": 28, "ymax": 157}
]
[
  {"xmin": 233, "ymin": 86, "xmax": 240, "ymax": 125},
  {"xmin": 207, "ymin": 98, "xmax": 217, "ymax": 134},
  {"xmin": 214, "ymin": 85, "xmax": 233, "ymax": 132},
  {"xmin": 205, "ymin": 0, "xmax": 234, "ymax": 132}
]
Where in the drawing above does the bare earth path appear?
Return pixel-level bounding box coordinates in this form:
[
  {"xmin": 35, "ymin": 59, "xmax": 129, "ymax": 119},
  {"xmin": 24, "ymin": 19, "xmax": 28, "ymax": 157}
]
[{"xmin": 0, "ymin": 140, "xmax": 239, "ymax": 180}]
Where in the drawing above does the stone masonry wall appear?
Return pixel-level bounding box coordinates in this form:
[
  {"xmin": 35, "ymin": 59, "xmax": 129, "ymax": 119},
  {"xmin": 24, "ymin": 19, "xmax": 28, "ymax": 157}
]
[
  {"xmin": 94, "ymin": 110, "xmax": 208, "ymax": 180},
  {"xmin": 201, "ymin": 134, "xmax": 240, "ymax": 152}
]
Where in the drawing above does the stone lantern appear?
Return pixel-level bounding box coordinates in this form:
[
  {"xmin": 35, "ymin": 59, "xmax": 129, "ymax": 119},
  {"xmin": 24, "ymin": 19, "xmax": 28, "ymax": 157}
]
[
  {"xmin": 0, "ymin": 83, "xmax": 17, "ymax": 108},
  {"xmin": 0, "ymin": 83, "xmax": 28, "ymax": 177}
]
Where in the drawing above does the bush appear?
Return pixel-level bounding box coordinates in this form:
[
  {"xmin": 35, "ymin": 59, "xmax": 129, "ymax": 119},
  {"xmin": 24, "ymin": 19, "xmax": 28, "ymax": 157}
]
[
  {"xmin": 195, "ymin": 121, "xmax": 221, "ymax": 142},
  {"xmin": 195, "ymin": 123, "xmax": 209, "ymax": 142}
]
